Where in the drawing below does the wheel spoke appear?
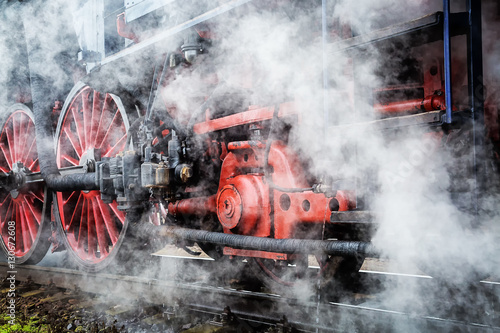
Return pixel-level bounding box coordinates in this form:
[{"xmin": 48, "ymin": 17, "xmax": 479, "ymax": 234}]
[
  {"xmin": 62, "ymin": 154, "xmax": 79, "ymax": 166},
  {"xmin": 104, "ymin": 133, "xmax": 127, "ymax": 158},
  {"xmin": 1, "ymin": 196, "xmax": 13, "ymax": 227},
  {"xmin": 28, "ymin": 188, "xmax": 44, "ymax": 202},
  {"xmin": 12, "ymin": 114, "xmax": 20, "ymax": 162},
  {"xmin": 28, "ymin": 158, "xmax": 39, "ymax": 171},
  {"xmin": 63, "ymin": 191, "xmax": 78, "ymax": 205},
  {"xmin": 0, "ymin": 191, "xmax": 10, "ymax": 206},
  {"xmin": 18, "ymin": 204, "xmax": 32, "ymax": 253},
  {"xmin": 66, "ymin": 193, "xmax": 83, "ymax": 232},
  {"xmin": 71, "ymin": 104, "xmax": 86, "ymax": 152},
  {"xmin": 96, "ymin": 199, "xmax": 119, "ymax": 245},
  {"xmin": 92, "ymin": 197, "xmax": 109, "ymax": 256},
  {"xmin": 0, "ymin": 143, "xmax": 12, "ymax": 169},
  {"xmin": 95, "ymin": 94, "xmax": 111, "ymax": 146},
  {"xmin": 87, "ymin": 197, "xmax": 97, "ymax": 258},
  {"xmin": 4, "ymin": 124, "xmax": 15, "ymax": 165},
  {"xmin": 18, "ymin": 113, "xmax": 30, "ymax": 161},
  {"xmin": 90, "ymin": 91, "xmax": 102, "ymax": 148},
  {"xmin": 109, "ymin": 201, "xmax": 126, "ymax": 224},
  {"xmin": 97, "ymin": 109, "xmax": 123, "ymax": 154},
  {"xmin": 22, "ymin": 201, "xmax": 37, "ymax": 243},
  {"xmin": 82, "ymin": 90, "xmax": 92, "ymax": 149},
  {"xmin": 63, "ymin": 126, "xmax": 83, "ymax": 157},
  {"xmin": 76, "ymin": 198, "xmax": 88, "ymax": 251},
  {"xmin": 14, "ymin": 112, "xmax": 26, "ymax": 163},
  {"xmin": 23, "ymin": 197, "xmax": 42, "ymax": 225},
  {"xmin": 18, "ymin": 205, "xmax": 28, "ymax": 253},
  {"xmin": 21, "ymin": 132, "xmax": 36, "ymax": 167}
]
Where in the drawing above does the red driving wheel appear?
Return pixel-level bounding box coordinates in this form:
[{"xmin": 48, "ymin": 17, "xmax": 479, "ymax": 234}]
[
  {"xmin": 0, "ymin": 104, "xmax": 50, "ymax": 264},
  {"xmin": 54, "ymin": 83, "xmax": 129, "ymax": 270}
]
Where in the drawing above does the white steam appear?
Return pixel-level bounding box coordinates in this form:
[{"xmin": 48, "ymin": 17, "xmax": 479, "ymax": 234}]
[{"xmin": 0, "ymin": 0, "xmax": 498, "ymax": 330}]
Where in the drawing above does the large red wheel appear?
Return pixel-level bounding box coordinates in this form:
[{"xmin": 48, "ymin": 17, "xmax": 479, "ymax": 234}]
[
  {"xmin": 0, "ymin": 104, "xmax": 51, "ymax": 264},
  {"xmin": 54, "ymin": 83, "xmax": 129, "ymax": 271}
]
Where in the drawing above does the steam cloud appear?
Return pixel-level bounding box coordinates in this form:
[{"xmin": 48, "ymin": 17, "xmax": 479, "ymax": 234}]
[{"xmin": 0, "ymin": 0, "xmax": 499, "ymax": 331}]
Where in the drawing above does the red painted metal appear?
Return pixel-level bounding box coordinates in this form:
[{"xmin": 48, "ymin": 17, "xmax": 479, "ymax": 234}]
[
  {"xmin": 0, "ymin": 108, "xmax": 44, "ymax": 257},
  {"xmin": 217, "ymin": 175, "xmax": 269, "ymax": 235},
  {"xmin": 223, "ymin": 248, "xmax": 288, "ymax": 260},
  {"xmin": 168, "ymin": 140, "xmax": 355, "ymax": 260},
  {"xmin": 216, "ymin": 144, "xmax": 271, "ymax": 239},
  {"xmin": 268, "ymin": 142, "xmax": 354, "ymax": 239},
  {"xmin": 56, "ymin": 86, "xmax": 127, "ymax": 263},
  {"xmin": 374, "ymin": 92, "xmax": 446, "ymax": 115},
  {"xmin": 168, "ymin": 195, "xmax": 216, "ymax": 217},
  {"xmin": 227, "ymin": 140, "xmax": 266, "ymax": 150},
  {"xmin": 116, "ymin": 13, "xmax": 139, "ymax": 43},
  {"xmin": 193, "ymin": 102, "xmax": 297, "ymax": 134}
]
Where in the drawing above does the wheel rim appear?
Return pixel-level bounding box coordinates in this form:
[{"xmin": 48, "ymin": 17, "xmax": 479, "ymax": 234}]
[
  {"xmin": 55, "ymin": 84, "xmax": 128, "ymax": 265},
  {"xmin": 0, "ymin": 105, "xmax": 45, "ymax": 259}
]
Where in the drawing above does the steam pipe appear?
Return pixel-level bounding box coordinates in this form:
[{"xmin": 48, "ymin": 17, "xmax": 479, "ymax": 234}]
[
  {"xmin": 443, "ymin": 0, "xmax": 453, "ymax": 124},
  {"xmin": 374, "ymin": 93, "xmax": 446, "ymax": 115},
  {"xmin": 142, "ymin": 225, "xmax": 378, "ymax": 257},
  {"xmin": 23, "ymin": 4, "xmax": 98, "ymax": 192}
]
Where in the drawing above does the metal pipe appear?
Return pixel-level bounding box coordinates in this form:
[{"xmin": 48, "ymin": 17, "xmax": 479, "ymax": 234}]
[
  {"xmin": 145, "ymin": 225, "xmax": 378, "ymax": 257},
  {"xmin": 22, "ymin": 3, "xmax": 98, "ymax": 192},
  {"xmin": 168, "ymin": 195, "xmax": 217, "ymax": 217},
  {"xmin": 374, "ymin": 93, "xmax": 445, "ymax": 115},
  {"xmin": 443, "ymin": 0, "xmax": 453, "ymax": 124}
]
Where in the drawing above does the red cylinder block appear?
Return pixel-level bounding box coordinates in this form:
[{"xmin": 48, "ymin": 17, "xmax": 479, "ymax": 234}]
[
  {"xmin": 167, "ymin": 140, "xmax": 356, "ymax": 257},
  {"xmin": 217, "ymin": 175, "xmax": 269, "ymax": 236}
]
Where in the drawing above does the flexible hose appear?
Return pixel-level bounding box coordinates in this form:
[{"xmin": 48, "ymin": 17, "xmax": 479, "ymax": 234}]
[{"xmin": 141, "ymin": 224, "xmax": 378, "ymax": 257}]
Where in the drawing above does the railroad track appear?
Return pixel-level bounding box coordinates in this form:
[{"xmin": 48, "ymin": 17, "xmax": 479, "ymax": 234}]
[{"xmin": 2, "ymin": 258, "xmax": 500, "ymax": 332}]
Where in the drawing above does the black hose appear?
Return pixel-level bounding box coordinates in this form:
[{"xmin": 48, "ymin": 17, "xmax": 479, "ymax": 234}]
[
  {"xmin": 142, "ymin": 224, "xmax": 378, "ymax": 257},
  {"xmin": 264, "ymin": 105, "xmax": 313, "ymax": 193}
]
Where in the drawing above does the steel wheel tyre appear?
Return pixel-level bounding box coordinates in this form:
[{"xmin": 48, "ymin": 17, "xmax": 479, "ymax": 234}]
[
  {"xmin": 54, "ymin": 83, "xmax": 129, "ymax": 271},
  {"xmin": 0, "ymin": 104, "xmax": 51, "ymax": 264}
]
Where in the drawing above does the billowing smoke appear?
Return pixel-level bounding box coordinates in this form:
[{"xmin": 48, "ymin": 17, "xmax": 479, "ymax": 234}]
[{"xmin": 0, "ymin": 0, "xmax": 499, "ymax": 330}]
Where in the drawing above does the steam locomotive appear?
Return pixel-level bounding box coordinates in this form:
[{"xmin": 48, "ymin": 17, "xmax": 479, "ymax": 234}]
[{"xmin": 0, "ymin": 0, "xmax": 498, "ymax": 290}]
